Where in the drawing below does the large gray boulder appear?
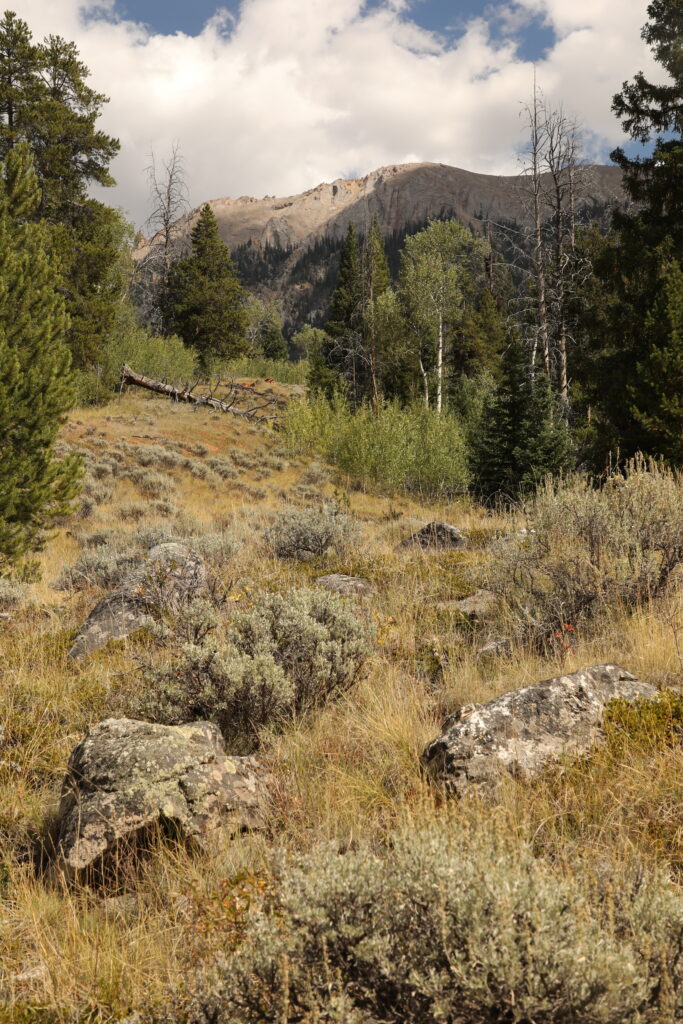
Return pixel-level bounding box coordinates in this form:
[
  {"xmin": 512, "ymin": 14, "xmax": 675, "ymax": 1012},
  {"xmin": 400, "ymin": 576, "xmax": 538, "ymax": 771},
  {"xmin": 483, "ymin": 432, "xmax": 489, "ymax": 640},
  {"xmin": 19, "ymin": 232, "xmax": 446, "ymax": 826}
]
[
  {"xmin": 400, "ymin": 521, "xmax": 469, "ymax": 550},
  {"xmin": 67, "ymin": 542, "xmax": 207, "ymax": 660},
  {"xmin": 57, "ymin": 718, "xmax": 270, "ymax": 872},
  {"xmin": 422, "ymin": 664, "xmax": 657, "ymax": 796}
]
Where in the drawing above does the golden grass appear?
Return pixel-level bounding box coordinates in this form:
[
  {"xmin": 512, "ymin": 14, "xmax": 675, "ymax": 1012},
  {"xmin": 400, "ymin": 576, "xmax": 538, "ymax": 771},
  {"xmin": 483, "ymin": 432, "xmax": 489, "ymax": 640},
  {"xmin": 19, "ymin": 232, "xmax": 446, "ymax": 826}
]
[{"xmin": 0, "ymin": 391, "xmax": 680, "ymax": 1020}]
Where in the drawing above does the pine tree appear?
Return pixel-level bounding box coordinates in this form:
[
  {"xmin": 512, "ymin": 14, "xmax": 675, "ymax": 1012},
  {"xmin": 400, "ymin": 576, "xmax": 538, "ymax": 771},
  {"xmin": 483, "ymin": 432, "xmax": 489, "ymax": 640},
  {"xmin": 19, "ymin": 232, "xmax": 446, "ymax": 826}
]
[
  {"xmin": 474, "ymin": 337, "xmax": 573, "ymax": 501},
  {"xmin": 456, "ymin": 288, "xmax": 504, "ymax": 380},
  {"xmin": 0, "ymin": 143, "xmax": 80, "ymax": 570},
  {"xmin": 0, "ymin": 12, "xmax": 123, "ymax": 370},
  {"xmin": 578, "ymin": 0, "xmax": 682, "ymax": 463},
  {"xmin": 315, "ymin": 222, "xmax": 363, "ymax": 399},
  {"xmin": 168, "ymin": 204, "xmax": 247, "ymax": 369},
  {"xmin": 631, "ymin": 255, "xmax": 683, "ymax": 462}
]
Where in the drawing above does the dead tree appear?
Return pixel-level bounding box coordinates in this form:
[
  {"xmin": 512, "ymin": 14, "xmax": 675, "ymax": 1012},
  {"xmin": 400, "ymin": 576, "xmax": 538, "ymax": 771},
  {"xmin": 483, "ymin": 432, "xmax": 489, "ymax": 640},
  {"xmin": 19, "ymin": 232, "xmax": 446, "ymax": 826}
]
[{"xmin": 120, "ymin": 365, "xmax": 279, "ymax": 421}]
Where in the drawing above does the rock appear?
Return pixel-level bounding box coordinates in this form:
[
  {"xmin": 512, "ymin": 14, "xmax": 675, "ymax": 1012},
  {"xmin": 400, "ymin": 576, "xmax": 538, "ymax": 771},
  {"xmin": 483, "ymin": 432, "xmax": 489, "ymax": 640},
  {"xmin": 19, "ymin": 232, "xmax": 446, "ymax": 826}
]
[
  {"xmin": 422, "ymin": 664, "xmax": 657, "ymax": 797},
  {"xmin": 315, "ymin": 573, "xmax": 374, "ymax": 596},
  {"xmin": 477, "ymin": 637, "xmax": 511, "ymax": 657},
  {"xmin": 451, "ymin": 588, "xmax": 496, "ymax": 620},
  {"xmin": 400, "ymin": 521, "xmax": 469, "ymax": 550},
  {"xmin": 67, "ymin": 542, "xmax": 207, "ymax": 660},
  {"xmin": 57, "ymin": 718, "xmax": 270, "ymax": 873}
]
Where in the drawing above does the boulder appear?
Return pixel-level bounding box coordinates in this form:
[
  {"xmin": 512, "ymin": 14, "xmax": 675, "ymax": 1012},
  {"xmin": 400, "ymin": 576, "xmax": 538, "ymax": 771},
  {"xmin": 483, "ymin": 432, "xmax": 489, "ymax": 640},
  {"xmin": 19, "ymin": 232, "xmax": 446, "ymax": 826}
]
[
  {"xmin": 315, "ymin": 573, "xmax": 374, "ymax": 596},
  {"xmin": 67, "ymin": 542, "xmax": 207, "ymax": 660},
  {"xmin": 422, "ymin": 664, "xmax": 657, "ymax": 796},
  {"xmin": 400, "ymin": 521, "xmax": 469, "ymax": 550},
  {"xmin": 57, "ymin": 718, "xmax": 270, "ymax": 872}
]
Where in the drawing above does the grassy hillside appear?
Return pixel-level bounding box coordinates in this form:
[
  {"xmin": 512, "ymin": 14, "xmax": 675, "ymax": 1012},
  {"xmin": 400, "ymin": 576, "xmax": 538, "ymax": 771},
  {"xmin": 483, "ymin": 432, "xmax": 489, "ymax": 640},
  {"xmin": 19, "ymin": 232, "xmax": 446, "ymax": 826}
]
[{"xmin": 1, "ymin": 386, "xmax": 682, "ymax": 1022}]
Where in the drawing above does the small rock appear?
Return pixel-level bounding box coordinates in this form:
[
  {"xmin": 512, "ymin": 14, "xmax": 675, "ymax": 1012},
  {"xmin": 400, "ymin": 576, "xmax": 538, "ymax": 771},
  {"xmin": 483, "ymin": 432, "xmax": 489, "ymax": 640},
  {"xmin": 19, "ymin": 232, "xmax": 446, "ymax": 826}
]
[
  {"xmin": 451, "ymin": 589, "xmax": 496, "ymax": 621},
  {"xmin": 315, "ymin": 574, "xmax": 374, "ymax": 596},
  {"xmin": 57, "ymin": 718, "xmax": 271, "ymax": 873},
  {"xmin": 400, "ymin": 521, "xmax": 469, "ymax": 550},
  {"xmin": 477, "ymin": 637, "xmax": 511, "ymax": 657},
  {"xmin": 67, "ymin": 542, "xmax": 207, "ymax": 660},
  {"xmin": 422, "ymin": 664, "xmax": 657, "ymax": 797}
]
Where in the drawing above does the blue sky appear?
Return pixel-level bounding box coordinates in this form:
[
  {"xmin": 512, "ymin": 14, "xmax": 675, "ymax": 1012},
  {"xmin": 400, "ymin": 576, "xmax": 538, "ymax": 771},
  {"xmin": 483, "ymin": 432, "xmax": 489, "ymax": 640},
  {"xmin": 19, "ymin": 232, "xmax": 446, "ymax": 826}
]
[
  {"xmin": 16, "ymin": 0, "xmax": 658, "ymax": 224},
  {"xmin": 115, "ymin": 0, "xmax": 556, "ymax": 61}
]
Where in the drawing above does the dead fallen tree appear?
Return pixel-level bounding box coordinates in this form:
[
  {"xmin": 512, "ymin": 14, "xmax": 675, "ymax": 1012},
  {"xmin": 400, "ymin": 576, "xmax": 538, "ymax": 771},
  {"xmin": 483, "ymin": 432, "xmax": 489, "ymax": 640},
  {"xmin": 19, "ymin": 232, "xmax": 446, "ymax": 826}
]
[{"xmin": 120, "ymin": 364, "xmax": 280, "ymax": 421}]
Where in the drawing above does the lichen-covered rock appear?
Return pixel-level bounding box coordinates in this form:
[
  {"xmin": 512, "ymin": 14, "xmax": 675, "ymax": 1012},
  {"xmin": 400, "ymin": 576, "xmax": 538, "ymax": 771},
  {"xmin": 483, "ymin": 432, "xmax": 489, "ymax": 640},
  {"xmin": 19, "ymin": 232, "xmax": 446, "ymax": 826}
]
[
  {"xmin": 400, "ymin": 521, "xmax": 469, "ymax": 550},
  {"xmin": 67, "ymin": 542, "xmax": 207, "ymax": 660},
  {"xmin": 422, "ymin": 664, "xmax": 657, "ymax": 796},
  {"xmin": 451, "ymin": 589, "xmax": 496, "ymax": 620},
  {"xmin": 57, "ymin": 718, "xmax": 270, "ymax": 872},
  {"xmin": 315, "ymin": 573, "xmax": 374, "ymax": 596}
]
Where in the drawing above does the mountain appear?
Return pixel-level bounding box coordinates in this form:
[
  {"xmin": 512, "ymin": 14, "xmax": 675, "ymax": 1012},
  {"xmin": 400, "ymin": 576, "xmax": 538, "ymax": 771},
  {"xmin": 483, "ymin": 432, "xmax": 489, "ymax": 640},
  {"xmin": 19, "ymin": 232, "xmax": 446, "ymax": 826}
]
[{"xmin": 137, "ymin": 161, "xmax": 627, "ymax": 332}]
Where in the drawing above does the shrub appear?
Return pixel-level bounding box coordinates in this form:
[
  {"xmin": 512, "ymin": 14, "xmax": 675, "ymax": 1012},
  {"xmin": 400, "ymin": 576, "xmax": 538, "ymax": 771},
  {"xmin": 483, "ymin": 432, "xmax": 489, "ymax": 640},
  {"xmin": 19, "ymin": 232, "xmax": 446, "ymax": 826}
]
[
  {"xmin": 190, "ymin": 822, "xmax": 683, "ymax": 1024},
  {"xmin": 190, "ymin": 531, "xmax": 240, "ymax": 568},
  {"xmin": 485, "ymin": 456, "xmax": 683, "ymax": 646},
  {"xmin": 127, "ymin": 468, "xmax": 175, "ymax": 497},
  {"xmin": 211, "ymin": 355, "xmax": 309, "ymax": 385},
  {"xmin": 264, "ymin": 504, "xmax": 358, "ymax": 560},
  {"xmin": 55, "ymin": 547, "xmax": 137, "ymax": 591},
  {"xmin": 283, "ymin": 396, "xmax": 470, "ymax": 498},
  {"xmin": 128, "ymin": 587, "xmax": 372, "ymax": 750},
  {"xmin": 0, "ymin": 579, "xmax": 27, "ymax": 611}
]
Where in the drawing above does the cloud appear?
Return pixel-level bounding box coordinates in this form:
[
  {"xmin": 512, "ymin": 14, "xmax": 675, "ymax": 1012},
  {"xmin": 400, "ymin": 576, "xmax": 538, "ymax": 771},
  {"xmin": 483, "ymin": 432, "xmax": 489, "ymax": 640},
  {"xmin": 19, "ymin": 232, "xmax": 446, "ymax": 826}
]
[{"xmin": 9, "ymin": 0, "xmax": 662, "ymax": 226}]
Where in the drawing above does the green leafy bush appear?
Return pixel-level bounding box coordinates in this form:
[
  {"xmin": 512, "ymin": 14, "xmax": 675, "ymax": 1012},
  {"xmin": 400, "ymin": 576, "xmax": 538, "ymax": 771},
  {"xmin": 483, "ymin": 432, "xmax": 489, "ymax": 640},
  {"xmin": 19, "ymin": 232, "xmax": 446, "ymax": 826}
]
[
  {"xmin": 485, "ymin": 456, "xmax": 683, "ymax": 646},
  {"xmin": 283, "ymin": 396, "xmax": 470, "ymax": 497},
  {"xmin": 211, "ymin": 355, "xmax": 309, "ymax": 385},
  {"xmin": 264, "ymin": 503, "xmax": 358, "ymax": 560},
  {"xmin": 190, "ymin": 822, "xmax": 683, "ymax": 1024},
  {"xmin": 128, "ymin": 587, "xmax": 372, "ymax": 751}
]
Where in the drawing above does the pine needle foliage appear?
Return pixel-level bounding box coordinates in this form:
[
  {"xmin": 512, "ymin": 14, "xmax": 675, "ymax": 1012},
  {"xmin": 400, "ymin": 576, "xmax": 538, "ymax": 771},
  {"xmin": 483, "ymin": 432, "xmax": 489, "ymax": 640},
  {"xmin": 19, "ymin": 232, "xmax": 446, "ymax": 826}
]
[{"xmin": 0, "ymin": 143, "xmax": 81, "ymax": 571}]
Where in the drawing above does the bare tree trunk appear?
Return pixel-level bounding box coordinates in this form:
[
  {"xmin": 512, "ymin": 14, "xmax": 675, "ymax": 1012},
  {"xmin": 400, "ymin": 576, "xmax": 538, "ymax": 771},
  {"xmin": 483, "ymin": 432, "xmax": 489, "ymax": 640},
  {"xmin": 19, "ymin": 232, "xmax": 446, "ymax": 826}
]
[
  {"xmin": 419, "ymin": 358, "xmax": 430, "ymax": 408},
  {"xmin": 119, "ymin": 365, "xmax": 278, "ymax": 420},
  {"xmin": 436, "ymin": 312, "xmax": 443, "ymax": 414}
]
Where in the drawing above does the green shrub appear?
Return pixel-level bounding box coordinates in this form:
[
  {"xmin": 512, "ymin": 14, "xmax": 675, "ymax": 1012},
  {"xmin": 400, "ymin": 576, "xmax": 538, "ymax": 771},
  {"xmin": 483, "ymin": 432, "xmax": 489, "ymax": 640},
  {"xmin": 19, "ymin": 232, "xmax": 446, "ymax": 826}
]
[
  {"xmin": 604, "ymin": 690, "xmax": 683, "ymax": 755},
  {"xmin": 211, "ymin": 355, "xmax": 309, "ymax": 385},
  {"xmin": 264, "ymin": 503, "xmax": 358, "ymax": 560},
  {"xmin": 190, "ymin": 822, "xmax": 683, "ymax": 1024},
  {"xmin": 485, "ymin": 456, "xmax": 683, "ymax": 646},
  {"xmin": 128, "ymin": 587, "xmax": 372, "ymax": 751},
  {"xmin": 283, "ymin": 396, "xmax": 470, "ymax": 497}
]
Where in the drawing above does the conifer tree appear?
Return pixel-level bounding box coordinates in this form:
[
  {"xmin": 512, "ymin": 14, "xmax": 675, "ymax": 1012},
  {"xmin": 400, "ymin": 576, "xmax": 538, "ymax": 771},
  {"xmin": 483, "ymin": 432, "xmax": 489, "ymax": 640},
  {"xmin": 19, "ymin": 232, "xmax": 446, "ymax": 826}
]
[
  {"xmin": 167, "ymin": 204, "xmax": 247, "ymax": 369},
  {"xmin": 0, "ymin": 144, "xmax": 80, "ymax": 570},
  {"xmin": 0, "ymin": 11, "xmax": 123, "ymax": 370},
  {"xmin": 631, "ymin": 256, "xmax": 683, "ymax": 462},
  {"xmin": 474, "ymin": 337, "xmax": 573, "ymax": 501},
  {"xmin": 456, "ymin": 288, "xmax": 504, "ymax": 380},
  {"xmin": 314, "ymin": 222, "xmax": 363, "ymax": 399}
]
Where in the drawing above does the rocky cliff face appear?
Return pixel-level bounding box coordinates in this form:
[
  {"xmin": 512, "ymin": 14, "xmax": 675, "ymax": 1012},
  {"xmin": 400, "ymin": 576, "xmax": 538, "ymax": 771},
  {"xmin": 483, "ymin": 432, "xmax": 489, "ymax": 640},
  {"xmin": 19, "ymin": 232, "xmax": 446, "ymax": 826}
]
[{"xmin": 137, "ymin": 161, "xmax": 626, "ymax": 331}]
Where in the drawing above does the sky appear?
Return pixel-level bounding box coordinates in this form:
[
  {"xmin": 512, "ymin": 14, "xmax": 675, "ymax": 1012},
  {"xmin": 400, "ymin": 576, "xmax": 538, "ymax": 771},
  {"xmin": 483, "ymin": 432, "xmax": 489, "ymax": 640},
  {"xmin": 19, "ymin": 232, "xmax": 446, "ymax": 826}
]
[{"xmin": 8, "ymin": 0, "xmax": 663, "ymax": 227}]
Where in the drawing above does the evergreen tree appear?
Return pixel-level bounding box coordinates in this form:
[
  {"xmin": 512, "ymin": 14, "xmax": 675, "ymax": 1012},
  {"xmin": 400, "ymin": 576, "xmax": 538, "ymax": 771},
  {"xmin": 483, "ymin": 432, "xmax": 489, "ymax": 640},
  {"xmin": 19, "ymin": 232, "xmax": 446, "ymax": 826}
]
[
  {"xmin": 168, "ymin": 204, "xmax": 247, "ymax": 369},
  {"xmin": 260, "ymin": 308, "xmax": 288, "ymax": 360},
  {"xmin": 456, "ymin": 287, "xmax": 505, "ymax": 381},
  {"xmin": 0, "ymin": 144, "xmax": 80, "ymax": 570},
  {"xmin": 631, "ymin": 255, "xmax": 683, "ymax": 462},
  {"xmin": 314, "ymin": 222, "xmax": 363, "ymax": 399},
  {"xmin": 0, "ymin": 11, "xmax": 123, "ymax": 370},
  {"xmin": 474, "ymin": 337, "xmax": 573, "ymax": 501},
  {"xmin": 578, "ymin": 0, "xmax": 682, "ymax": 463}
]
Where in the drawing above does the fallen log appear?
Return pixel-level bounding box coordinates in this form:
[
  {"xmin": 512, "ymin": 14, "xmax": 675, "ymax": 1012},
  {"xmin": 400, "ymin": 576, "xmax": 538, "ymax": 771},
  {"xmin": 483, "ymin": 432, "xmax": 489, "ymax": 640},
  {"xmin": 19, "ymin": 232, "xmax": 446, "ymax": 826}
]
[{"xmin": 120, "ymin": 364, "xmax": 279, "ymax": 421}]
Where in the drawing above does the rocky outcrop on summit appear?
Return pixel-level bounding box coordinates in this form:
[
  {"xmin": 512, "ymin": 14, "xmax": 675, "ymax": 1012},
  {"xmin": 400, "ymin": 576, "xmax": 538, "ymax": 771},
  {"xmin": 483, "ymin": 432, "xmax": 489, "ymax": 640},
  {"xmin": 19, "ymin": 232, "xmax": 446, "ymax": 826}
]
[
  {"xmin": 422, "ymin": 665, "xmax": 657, "ymax": 796},
  {"xmin": 57, "ymin": 719, "xmax": 270, "ymax": 872},
  {"xmin": 67, "ymin": 542, "xmax": 207, "ymax": 660}
]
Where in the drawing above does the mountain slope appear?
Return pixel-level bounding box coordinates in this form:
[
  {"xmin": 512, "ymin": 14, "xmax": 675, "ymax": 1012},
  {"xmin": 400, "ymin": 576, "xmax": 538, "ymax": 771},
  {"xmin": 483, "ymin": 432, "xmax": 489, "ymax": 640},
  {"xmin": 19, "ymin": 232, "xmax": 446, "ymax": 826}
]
[{"xmin": 138, "ymin": 161, "xmax": 627, "ymax": 330}]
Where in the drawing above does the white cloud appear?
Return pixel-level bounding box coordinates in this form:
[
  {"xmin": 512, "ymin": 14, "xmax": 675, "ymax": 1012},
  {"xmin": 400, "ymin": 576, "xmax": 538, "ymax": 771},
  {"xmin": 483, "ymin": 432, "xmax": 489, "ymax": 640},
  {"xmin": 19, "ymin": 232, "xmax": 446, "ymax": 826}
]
[{"xmin": 8, "ymin": 0, "xmax": 662, "ymax": 226}]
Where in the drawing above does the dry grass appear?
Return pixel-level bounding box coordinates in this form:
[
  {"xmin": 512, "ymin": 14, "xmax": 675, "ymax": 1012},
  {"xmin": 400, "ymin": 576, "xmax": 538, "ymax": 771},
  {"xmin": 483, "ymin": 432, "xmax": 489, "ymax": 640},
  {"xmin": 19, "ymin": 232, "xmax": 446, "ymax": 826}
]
[{"xmin": 0, "ymin": 391, "xmax": 681, "ymax": 1021}]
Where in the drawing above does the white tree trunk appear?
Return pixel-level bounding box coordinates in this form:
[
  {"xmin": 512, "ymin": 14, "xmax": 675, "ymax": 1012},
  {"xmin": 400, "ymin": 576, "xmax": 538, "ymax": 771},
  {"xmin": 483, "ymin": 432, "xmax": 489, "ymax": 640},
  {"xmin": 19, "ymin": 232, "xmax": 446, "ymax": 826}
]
[{"xmin": 436, "ymin": 313, "xmax": 443, "ymax": 414}]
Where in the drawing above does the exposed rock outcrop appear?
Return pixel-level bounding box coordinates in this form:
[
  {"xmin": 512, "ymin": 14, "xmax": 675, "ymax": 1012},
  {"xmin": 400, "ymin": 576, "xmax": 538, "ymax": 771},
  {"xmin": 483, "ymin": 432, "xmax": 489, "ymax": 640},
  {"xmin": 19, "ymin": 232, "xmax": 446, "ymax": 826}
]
[
  {"xmin": 400, "ymin": 521, "xmax": 469, "ymax": 550},
  {"xmin": 57, "ymin": 719, "xmax": 270, "ymax": 872},
  {"xmin": 315, "ymin": 574, "xmax": 374, "ymax": 595},
  {"xmin": 422, "ymin": 664, "xmax": 657, "ymax": 796},
  {"xmin": 67, "ymin": 542, "xmax": 207, "ymax": 660}
]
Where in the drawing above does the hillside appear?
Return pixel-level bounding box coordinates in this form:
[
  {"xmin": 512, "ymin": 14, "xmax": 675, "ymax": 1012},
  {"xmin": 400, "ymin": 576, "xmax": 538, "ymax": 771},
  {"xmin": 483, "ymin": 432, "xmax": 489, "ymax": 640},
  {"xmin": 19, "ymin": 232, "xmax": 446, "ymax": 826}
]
[
  {"xmin": 1, "ymin": 382, "xmax": 682, "ymax": 1021},
  {"xmin": 136, "ymin": 161, "xmax": 627, "ymax": 329}
]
